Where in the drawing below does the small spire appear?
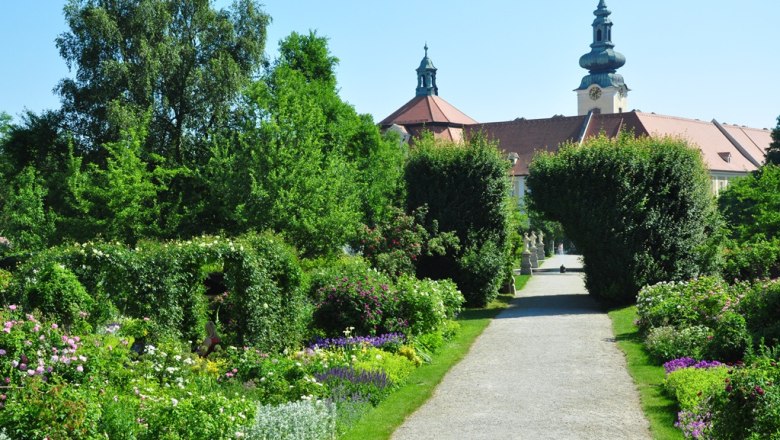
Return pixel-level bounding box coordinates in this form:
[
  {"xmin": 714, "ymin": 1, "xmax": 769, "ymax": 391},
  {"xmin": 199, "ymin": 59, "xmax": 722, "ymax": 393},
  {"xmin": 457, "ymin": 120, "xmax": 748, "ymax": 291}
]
[{"xmin": 415, "ymin": 44, "xmax": 438, "ymax": 96}]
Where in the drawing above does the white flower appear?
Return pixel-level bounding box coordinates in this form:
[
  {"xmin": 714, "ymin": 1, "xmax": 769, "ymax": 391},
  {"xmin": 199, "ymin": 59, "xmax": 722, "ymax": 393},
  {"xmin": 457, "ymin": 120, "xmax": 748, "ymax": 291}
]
[{"xmin": 171, "ymin": 398, "xmax": 179, "ymax": 407}]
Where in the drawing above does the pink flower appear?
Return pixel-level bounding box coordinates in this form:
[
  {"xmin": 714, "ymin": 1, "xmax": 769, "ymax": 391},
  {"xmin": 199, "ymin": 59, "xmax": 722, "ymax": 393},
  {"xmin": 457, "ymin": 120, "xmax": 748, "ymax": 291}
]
[
  {"xmin": 76, "ymin": 365, "xmax": 83, "ymax": 373},
  {"xmin": 51, "ymin": 323, "xmax": 58, "ymax": 329},
  {"xmin": 27, "ymin": 369, "xmax": 35, "ymax": 376},
  {"xmin": 8, "ymin": 305, "xmax": 17, "ymax": 311}
]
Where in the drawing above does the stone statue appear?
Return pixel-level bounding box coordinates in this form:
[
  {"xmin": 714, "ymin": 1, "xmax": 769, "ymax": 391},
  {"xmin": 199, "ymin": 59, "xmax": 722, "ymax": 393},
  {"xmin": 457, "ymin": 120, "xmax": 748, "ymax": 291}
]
[{"xmin": 536, "ymin": 231, "xmax": 546, "ymax": 261}]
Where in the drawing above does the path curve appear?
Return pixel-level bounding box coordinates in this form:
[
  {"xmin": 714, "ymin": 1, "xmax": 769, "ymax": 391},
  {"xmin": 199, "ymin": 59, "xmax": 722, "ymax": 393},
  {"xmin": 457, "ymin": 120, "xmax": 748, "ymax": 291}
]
[{"xmin": 391, "ymin": 254, "xmax": 651, "ymax": 440}]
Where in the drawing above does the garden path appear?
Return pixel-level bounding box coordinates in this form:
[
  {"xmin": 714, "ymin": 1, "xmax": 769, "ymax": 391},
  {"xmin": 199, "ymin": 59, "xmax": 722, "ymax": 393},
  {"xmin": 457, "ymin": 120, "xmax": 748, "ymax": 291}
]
[{"xmin": 391, "ymin": 254, "xmax": 651, "ymax": 440}]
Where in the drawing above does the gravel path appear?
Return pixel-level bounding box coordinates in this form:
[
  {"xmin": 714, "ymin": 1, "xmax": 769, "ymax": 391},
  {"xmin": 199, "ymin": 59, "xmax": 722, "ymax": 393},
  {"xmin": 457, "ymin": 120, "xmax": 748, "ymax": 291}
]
[{"xmin": 391, "ymin": 254, "xmax": 651, "ymax": 440}]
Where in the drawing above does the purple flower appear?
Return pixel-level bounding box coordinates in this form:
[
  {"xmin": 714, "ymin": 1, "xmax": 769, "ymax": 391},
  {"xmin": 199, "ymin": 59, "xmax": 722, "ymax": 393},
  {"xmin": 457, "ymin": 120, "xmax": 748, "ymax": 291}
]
[
  {"xmin": 0, "ymin": 349, "xmax": 6, "ymax": 356},
  {"xmin": 663, "ymin": 357, "xmax": 722, "ymax": 375}
]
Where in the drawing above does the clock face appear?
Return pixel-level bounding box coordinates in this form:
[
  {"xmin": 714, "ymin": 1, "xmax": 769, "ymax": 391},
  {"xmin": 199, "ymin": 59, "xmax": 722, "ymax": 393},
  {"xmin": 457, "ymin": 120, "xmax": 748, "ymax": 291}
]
[{"xmin": 589, "ymin": 87, "xmax": 602, "ymax": 101}]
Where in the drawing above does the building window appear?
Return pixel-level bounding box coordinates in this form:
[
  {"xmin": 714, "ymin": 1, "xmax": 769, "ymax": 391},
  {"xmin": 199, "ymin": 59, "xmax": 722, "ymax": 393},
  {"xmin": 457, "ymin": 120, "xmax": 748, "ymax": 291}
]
[{"xmin": 597, "ymin": 29, "xmax": 602, "ymax": 41}]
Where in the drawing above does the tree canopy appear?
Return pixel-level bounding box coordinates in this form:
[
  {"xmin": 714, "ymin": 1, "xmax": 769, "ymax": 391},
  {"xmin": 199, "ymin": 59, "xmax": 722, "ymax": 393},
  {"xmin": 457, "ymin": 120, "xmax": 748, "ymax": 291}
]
[{"xmin": 56, "ymin": 0, "xmax": 270, "ymax": 165}]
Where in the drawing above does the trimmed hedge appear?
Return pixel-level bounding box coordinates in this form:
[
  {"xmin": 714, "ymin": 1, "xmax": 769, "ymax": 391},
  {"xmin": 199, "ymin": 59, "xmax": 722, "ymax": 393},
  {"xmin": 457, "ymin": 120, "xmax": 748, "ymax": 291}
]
[
  {"xmin": 404, "ymin": 133, "xmax": 510, "ymax": 307},
  {"xmin": 527, "ymin": 134, "xmax": 719, "ymax": 304},
  {"xmin": 4, "ymin": 232, "xmax": 308, "ymax": 352}
]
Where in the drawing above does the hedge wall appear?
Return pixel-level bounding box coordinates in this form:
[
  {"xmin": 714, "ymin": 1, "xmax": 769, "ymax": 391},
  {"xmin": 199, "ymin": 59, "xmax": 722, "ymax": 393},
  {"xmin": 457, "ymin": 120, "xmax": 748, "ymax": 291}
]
[{"xmin": 3, "ymin": 232, "xmax": 307, "ymax": 352}]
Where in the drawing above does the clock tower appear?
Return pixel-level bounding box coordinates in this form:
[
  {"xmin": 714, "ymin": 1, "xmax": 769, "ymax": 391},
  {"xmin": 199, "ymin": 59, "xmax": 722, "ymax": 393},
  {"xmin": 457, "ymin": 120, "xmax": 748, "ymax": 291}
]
[{"xmin": 576, "ymin": 0, "xmax": 628, "ymax": 116}]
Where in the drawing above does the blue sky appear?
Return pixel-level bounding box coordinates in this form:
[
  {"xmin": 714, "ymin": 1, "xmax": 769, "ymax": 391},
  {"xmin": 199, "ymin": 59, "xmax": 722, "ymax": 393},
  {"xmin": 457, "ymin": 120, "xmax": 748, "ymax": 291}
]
[{"xmin": 1, "ymin": 1, "xmax": 779, "ymax": 129}]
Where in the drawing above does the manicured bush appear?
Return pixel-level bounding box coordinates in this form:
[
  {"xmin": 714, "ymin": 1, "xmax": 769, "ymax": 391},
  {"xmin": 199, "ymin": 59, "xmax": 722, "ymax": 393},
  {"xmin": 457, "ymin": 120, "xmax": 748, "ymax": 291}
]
[
  {"xmin": 395, "ymin": 275, "xmax": 464, "ymax": 336},
  {"xmin": 405, "ymin": 133, "xmax": 510, "ymax": 307},
  {"xmin": 16, "ymin": 262, "xmax": 93, "ymax": 331},
  {"xmin": 637, "ymin": 277, "xmax": 736, "ymax": 330},
  {"xmin": 665, "ymin": 365, "xmax": 729, "ymax": 411},
  {"xmin": 247, "ymin": 400, "xmax": 336, "ymax": 440},
  {"xmin": 527, "ymin": 134, "xmax": 719, "ymax": 304},
  {"xmin": 644, "ymin": 325, "xmax": 712, "ymax": 362}
]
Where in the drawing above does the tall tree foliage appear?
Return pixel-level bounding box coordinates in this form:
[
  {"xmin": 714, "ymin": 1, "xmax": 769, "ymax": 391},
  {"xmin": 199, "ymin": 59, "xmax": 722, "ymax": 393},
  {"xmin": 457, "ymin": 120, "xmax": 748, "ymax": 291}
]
[
  {"xmin": 719, "ymin": 164, "xmax": 780, "ymax": 242},
  {"xmin": 527, "ymin": 134, "xmax": 719, "ymax": 304},
  {"xmin": 197, "ymin": 31, "xmax": 405, "ymax": 255},
  {"xmin": 0, "ymin": 167, "xmax": 55, "ymax": 252},
  {"xmin": 56, "ymin": 0, "xmax": 270, "ymax": 164},
  {"xmin": 766, "ymin": 115, "xmax": 780, "ymax": 166}
]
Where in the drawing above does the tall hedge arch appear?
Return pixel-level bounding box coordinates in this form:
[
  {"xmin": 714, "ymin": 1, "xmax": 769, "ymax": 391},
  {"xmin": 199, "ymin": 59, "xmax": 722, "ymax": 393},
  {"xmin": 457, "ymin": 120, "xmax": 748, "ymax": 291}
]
[
  {"xmin": 527, "ymin": 134, "xmax": 719, "ymax": 304},
  {"xmin": 5, "ymin": 232, "xmax": 307, "ymax": 352},
  {"xmin": 405, "ymin": 133, "xmax": 510, "ymax": 307}
]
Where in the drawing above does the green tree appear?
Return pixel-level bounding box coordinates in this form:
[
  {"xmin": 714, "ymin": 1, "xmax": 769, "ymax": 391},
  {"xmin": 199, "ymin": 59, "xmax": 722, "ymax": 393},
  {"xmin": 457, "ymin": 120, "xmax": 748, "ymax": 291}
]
[
  {"xmin": 64, "ymin": 120, "xmax": 164, "ymax": 245},
  {"xmin": 405, "ymin": 133, "xmax": 510, "ymax": 307},
  {"xmin": 56, "ymin": 0, "xmax": 270, "ymax": 165},
  {"xmin": 765, "ymin": 115, "xmax": 780, "ymax": 165},
  {"xmin": 527, "ymin": 134, "xmax": 719, "ymax": 304},
  {"xmin": 719, "ymin": 164, "xmax": 780, "ymax": 242},
  {"xmin": 0, "ymin": 167, "xmax": 55, "ymax": 252},
  {"xmin": 195, "ymin": 32, "xmax": 404, "ymax": 254}
]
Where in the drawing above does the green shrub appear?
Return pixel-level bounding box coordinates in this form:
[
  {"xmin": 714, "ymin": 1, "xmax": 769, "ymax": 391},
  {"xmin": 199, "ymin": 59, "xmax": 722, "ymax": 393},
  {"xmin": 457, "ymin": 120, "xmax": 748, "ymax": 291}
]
[
  {"xmin": 710, "ymin": 362, "xmax": 780, "ymax": 439},
  {"xmin": 637, "ymin": 276, "xmax": 736, "ymax": 330},
  {"xmin": 708, "ymin": 312, "xmax": 751, "ymax": 362},
  {"xmin": 7, "ymin": 233, "xmax": 308, "ymax": 352},
  {"xmin": 395, "ymin": 275, "xmax": 464, "ymax": 336},
  {"xmin": 738, "ymin": 279, "xmax": 780, "ymax": 347},
  {"xmin": 722, "ymin": 238, "xmax": 780, "ymax": 282},
  {"xmin": 352, "ymin": 346, "xmax": 416, "ymax": 387},
  {"xmin": 644, "ymin": 325, "xmax": 712, "ymax": 362},
  {"xmin": 719, "ymin": 164, "xmax": 780, "ymax": 243},
  {"xmin": 20, "ymin": 262, "xmax": 93, "ymax": 330},
  {"xmin": 353, "ymin": 206, "xmax": 461, "ymax": 281},
  {"xmin": 312, "ymin": 268, "xmax": 400, "ymax": 337},
  {"xmin": 527, "ymin": 134, "xmax": 719, "ymax": 304},
  {"xmin": 665, "ymin": 366, "xmax": 729, "ymax": 411},
  {"xmin": 247, "ymin": 400, "xmax": 336, "ymax": 440},
  {"xmin": 405, "ymin": 133, "xmax": 510, "ymax": 307}
]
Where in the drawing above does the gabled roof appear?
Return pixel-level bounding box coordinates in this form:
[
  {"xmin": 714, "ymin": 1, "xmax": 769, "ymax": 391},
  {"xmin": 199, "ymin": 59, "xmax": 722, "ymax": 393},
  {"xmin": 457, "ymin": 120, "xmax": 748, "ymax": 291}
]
[
  {"xmin": 379, "ymin": 95, "xmax": 477, "ymax": 128},
  {"xmin": 633, "ymin": 112, "xmax": 759, "ymax": 173},
  {"xmin": 469, "ymin": 111, "xmax": 771, "ymax": 176},
  {"xmin": 468, "ymin": 115, "xmax": 587, "ymax": 175}
]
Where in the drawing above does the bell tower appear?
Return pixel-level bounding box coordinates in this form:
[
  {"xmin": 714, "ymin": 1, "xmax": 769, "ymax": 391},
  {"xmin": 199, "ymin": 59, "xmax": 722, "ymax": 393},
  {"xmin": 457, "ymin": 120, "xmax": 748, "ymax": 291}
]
[
  {"xmin": 576, "ymin": 1, "xmax": 629, "ymax": 115},
  {"xmin": 416, "ymin": 44, "xmax": 438, "ymax": 96}
]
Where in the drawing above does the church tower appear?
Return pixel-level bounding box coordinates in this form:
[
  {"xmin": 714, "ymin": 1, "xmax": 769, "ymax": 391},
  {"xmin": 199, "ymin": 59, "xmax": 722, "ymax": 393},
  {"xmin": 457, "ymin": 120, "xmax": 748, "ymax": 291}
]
[
  {"xmin": 416, "ymin": 44, "xmax": 438, "ymax": 96},
  {"xmin": 576, "ymin": 0, "xmax": 629, "ymax": 115}
]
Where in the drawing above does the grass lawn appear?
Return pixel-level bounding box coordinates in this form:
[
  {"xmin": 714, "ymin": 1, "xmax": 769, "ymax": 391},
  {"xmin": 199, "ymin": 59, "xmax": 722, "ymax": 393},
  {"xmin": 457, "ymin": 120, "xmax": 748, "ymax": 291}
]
[
  {"xmin": 609, "ymin": 305, "xmax": 683, "ymax": 440},
  {"xmin": 340, "ymin": 275, "xmax": 530, "ymax": 440}
]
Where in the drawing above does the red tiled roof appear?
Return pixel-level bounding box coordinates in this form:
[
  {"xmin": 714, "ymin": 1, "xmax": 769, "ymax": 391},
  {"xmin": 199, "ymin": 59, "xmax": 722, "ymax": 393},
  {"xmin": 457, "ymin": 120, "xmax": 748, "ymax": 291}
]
[
  {"xmin": 720, "ymin": 123, "xmax": 771, "ymax": 167},
  {"xmin": 467, "ymin": 111, "xmax": 771, "ymax": 176},
  {"xmin": 468, "ymin": 116, "xmax": 587, "ymax": 175},
  {"xmin": 633, "ymin": 112, "xmax": 758, "ymax": 173},
  {"xmin": 379, "ymin": 95, "xmax": 477, "ymax": 127}
]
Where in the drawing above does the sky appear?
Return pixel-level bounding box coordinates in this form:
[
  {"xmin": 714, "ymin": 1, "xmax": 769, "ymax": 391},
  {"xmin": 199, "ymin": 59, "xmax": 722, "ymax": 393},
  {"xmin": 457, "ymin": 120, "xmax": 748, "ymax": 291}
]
[{"xmin": 1, "ymin": 0, "xmax": 779, "ymax": 130}]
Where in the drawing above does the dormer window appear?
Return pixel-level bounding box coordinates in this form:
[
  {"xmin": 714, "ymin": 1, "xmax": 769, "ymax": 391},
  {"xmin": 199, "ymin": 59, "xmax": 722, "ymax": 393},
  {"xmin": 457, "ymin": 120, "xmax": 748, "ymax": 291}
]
[{"xmin": 718, "ymin": 152, "xmax": 732, "ymax": 163}]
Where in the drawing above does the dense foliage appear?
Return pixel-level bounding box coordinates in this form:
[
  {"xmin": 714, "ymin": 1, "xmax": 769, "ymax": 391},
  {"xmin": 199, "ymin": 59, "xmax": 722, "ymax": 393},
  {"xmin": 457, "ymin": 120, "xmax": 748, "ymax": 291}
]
[
  {"xmin": 3, "ymin": 233, "xmax": 308, "ymax": 352},
  {"xmin": 0, "ymin": 22, "xmax": 404, "ymax": 258},
  {"xmin": 527, "ymin": 134, "xmax": 719, "ymax": 304},
  {"xmin": 405, "ymin": 134, "xmax": 511, "ymax": 307},
  {"xmin": 765, "ymin": 115, "xmax": 780, "ymax": 165},
  {"xmin": 718, "ymin": 164, "xmax": 780, "ymax": 283}
]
